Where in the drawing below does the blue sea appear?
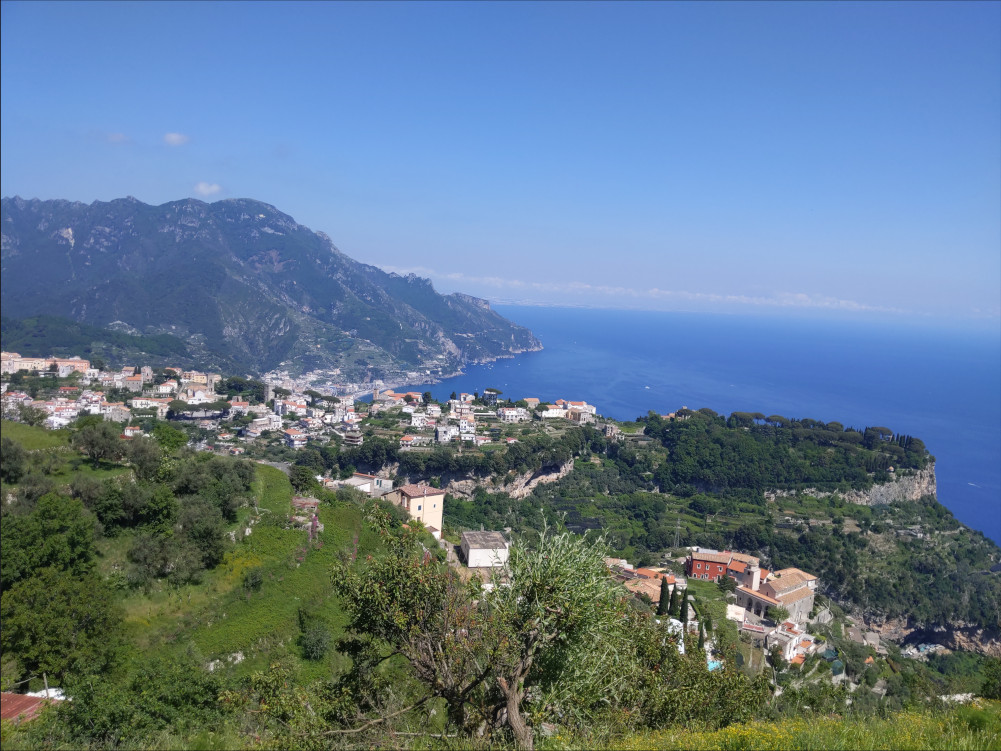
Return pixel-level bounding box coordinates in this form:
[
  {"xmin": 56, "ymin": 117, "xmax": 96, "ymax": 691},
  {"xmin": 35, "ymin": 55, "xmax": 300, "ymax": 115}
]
[{"xmin": 400, "ymin": 305, "xmax": 1001, "ymax": 546}]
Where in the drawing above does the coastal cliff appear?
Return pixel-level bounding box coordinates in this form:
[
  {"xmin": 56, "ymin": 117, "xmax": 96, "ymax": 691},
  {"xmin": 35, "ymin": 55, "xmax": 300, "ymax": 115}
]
[
  {"xmin": 765, "ymin": 463, "xmax": 938, "ymax": 506},
  {"xmin": 395, "ymin": 460, "xmax": 575, "ymax": 501},
  {"xmin": 856, "ymin": 612, "xmax": 1001, "ymax": 659}
]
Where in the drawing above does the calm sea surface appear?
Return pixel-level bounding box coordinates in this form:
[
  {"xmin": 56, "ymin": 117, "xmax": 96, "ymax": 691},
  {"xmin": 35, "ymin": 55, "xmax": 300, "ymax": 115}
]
[{"xmin": 400, "ymin": 305, "xmax": 1001, "ymax": 546}]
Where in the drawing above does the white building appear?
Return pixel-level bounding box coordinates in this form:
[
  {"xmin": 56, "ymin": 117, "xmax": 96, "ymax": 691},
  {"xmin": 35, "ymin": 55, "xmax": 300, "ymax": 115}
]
[{"xmin": 461, "ymin": 531, "xmax": 509, "ymax": 568}]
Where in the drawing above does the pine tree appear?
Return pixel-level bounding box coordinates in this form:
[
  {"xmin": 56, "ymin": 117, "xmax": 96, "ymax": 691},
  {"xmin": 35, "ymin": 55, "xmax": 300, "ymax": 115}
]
[{"xmin": 656, "ymin": 577, "xmax": 670, "ymax": 616}]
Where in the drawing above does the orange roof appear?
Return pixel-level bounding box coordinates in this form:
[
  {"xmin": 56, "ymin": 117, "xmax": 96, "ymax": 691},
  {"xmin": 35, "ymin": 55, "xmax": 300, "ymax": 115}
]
[
  {"xmin": 800, "ymin": 639, "xmax": 813, "ymax": 649},
  {"xmin": 398, "ymin": 483, "xmax": 442, "ymax": 498},
  {"xmin": 728, "ymin": 560, "xmax": 747, "ymax": 573},
  {"xmin": 790, "ymin": 654, "xmax": 805, "ymax": 666},
  {"xmin": 736, "ymin": 586, "xmax": 780, "ymax": 605},
  {"xmin": 634, "ymin": 567, "xmax": 664, "ymax": 579},
  {"xmin": 865, "ymin": 656, "xmax": 875, "ymax": 664},
  {"xmin": 623, "ymin": 578, "xmax": 662, "ymax": 600}
]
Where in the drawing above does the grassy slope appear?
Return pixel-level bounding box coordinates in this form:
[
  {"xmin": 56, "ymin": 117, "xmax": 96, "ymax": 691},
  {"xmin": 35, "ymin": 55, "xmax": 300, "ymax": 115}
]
[
  {"xmin": 1, "ymin": 421, "xmax": 71, "ymax": 449},
  {"xmin": 116, "ymin": 465, "xmax": 384, "ymax": 683},
  {"xmin": 594, "ymin": 701, "xmax": 1001, "ymax": 751}
]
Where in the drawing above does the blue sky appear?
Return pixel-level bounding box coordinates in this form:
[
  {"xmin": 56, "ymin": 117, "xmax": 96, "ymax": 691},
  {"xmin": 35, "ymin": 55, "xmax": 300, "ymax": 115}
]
[{"xmin": 2, "ymin": 1, "xmax": 999, "ymax": 324}]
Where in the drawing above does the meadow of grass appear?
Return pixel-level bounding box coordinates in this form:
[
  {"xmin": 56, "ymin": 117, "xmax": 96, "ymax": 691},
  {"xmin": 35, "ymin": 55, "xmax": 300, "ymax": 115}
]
[
  {"xmin": 565, "ymin": 700, "xmax": 1001, "ymax": 751},
  {"xmin": 1, "ymin": 420, "xmax": 70, "ymax": 449}
]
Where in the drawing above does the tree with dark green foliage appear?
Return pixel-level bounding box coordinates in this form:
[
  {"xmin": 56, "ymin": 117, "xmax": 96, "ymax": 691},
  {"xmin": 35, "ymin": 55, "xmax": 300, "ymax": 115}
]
[
  {"xmin": 0, "ymin": 567, "xmax": 121, "ymax": 682},
  {"xmin": 981, "ymin": 657, "xmax": 1001, "ymax": 700},
  {"xmin": 668, "ymin": 585, "xmax": 680, "ymax": 617},
  {"xmin": 300, "ymin": 624, "xmax": 331, "ymax": 661},
  {"xmin": 717, "ymin": 574, "xmax": 737, "ymax": 593},
  {"xmin": 152, "ymin": 421, "xmax": 189, "ymax": 451},
  {"xmin": 656, "ymin": 577, "xmax": 670, "ymax": 616},
  {"xmin": 52, "ymin": 655, "xmax": 227, "ymax": 748},
  {"xmin": 769, "ymin": 644, "xmax": 787, "ymax": 673},
  {"xmin": 289, "ymin": 464, "xmax": 318, "ymax": 494},
  {"xmin": 0, "ymin": 435, "xmax": 28, "ymax": 482},
  {"xmin": 125, "ymin": 435, "xmax": 163, "ymax": 482},
  {"xmin": 176, "ymin": 498, "xmax": 226, "ymax": 567},
  {"xmin": 17, "ymin": 402, "xmax": 48, "ymax": 427},
  {"xmin": 767, "ymin": 606, "xmax": 790, "ymax": 624},
  {"xmin": 1, "ymin": 494, "xmax": 95, "ymax": 592},
  {"xmin": 243, "ymin": 567, "xmax": 264, "ymax": 592},
  {"xmin": 72, "ymin": 420, "xmax": 124, "ymax": 466}
]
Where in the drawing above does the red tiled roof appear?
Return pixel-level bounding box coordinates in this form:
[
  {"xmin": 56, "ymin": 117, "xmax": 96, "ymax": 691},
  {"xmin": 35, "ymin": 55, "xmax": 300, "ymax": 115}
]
[
  {"xmin": 0, "ymin": 693, "xmax": 58, "ymax": 723},
  {"xmin": 728, "ymin": 560, "xmax": 747, "ymax": 573}
]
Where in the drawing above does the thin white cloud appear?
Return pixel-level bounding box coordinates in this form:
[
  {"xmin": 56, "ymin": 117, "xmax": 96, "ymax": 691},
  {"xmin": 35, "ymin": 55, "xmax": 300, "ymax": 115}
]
[
  {"xmin": 380, "ymin": 265, "xmax": 906, "ymax": 315},
  {"xmin": 106, "ymin": 132, "xmax": 129, "ymax": 144},
  {"xmin": 164, "ymin": 132, "xmax": 190, "ymax": 146},
  {"xmin": 193, "ymin": 182, "xmax": 222, "ymax": 197}
]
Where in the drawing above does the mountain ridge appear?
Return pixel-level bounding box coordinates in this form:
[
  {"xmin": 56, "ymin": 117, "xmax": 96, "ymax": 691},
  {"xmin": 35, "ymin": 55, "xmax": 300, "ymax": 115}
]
[{"xmin": 0, "ymin": 195, "xmax": 541, "ymax": 378}]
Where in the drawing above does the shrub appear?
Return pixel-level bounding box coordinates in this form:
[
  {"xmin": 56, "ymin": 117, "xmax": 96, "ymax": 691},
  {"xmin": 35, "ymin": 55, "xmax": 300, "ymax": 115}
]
[{"xmin": 300, "ymin": 625, "xmax": 330, "ymax": 660}]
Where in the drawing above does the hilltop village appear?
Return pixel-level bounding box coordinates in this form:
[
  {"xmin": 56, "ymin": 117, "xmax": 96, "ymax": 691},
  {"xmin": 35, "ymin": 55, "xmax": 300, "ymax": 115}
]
[{"xmin": 4, "ymin": 348, "xmax": 956, "ymax": 683}]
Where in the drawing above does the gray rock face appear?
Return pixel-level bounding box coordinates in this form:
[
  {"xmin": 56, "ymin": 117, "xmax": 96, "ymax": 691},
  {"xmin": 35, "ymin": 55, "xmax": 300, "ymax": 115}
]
[{"xmin": 766, "ymin": 464, "xmax": 937, "ymax": 506}]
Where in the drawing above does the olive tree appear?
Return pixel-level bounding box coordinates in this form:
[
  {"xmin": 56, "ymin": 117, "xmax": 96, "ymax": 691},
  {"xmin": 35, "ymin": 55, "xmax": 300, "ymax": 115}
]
[
  {"xmin": 484, "ymin": 524, "xmax": 632, "ymax": 749},
  {"xmin": 72, "ymin": 421, "xmax": 124, "ymax": 467}
]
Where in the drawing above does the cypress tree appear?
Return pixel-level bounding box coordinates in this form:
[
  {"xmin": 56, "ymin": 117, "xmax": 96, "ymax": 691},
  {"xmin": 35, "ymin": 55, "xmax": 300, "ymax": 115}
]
[
  {"xmin": 656, "ymin": 577, "xmax": 670, "ymax": 616},
  {"xmin": 668, "ymin": 586, "xmax": 679, "ymax": 617},
  {"xmin": 698, "ymin": 624, "xmax": 705, "ymax": 651}
]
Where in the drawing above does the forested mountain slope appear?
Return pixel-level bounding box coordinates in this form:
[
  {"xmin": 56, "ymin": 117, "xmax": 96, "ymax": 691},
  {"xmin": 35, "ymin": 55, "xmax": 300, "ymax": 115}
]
[{"xmin": 0, "ymin": 196, "xmax": 540, "ymax": 377}]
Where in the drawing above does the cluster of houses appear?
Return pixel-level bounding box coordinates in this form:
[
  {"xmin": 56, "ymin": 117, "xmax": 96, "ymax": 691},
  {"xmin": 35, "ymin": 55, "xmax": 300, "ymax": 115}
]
[
  {"xmin": 601, "ymin": 550, "xmax": 829, "ymax": 669},
  {"xmin": 0, "ymin": 352, "xmax": 230, "ymax": 430},
  {"xmin": 683, "ymin": 547, "xmax": 828, "ymax": 666},
  {"xmin": 3, "ymin": 352, "xmax": 614, "ymax": 464},
  {"xmin": 384, "ymin": 390, "xmax": 600, "ymax": 449}
]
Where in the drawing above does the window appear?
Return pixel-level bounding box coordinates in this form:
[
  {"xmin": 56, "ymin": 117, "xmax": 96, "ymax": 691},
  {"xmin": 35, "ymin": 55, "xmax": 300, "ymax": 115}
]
[
  {"xmin": 417, "ymin": 505, "xmax": 422, "ymax": 511},
  {"xmin": 696, "ymin": 563, "xmax": 702, "ymax": 569}
]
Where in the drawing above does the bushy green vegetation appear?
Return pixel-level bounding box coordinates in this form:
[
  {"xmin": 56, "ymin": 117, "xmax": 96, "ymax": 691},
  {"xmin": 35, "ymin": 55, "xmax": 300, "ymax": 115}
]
[
  {"xmin": 1, "ymin": 413, "xmax": 998, "ymax": 751},
  {"xmin": 1, "ymin": 314, "xmax": 191, "ymax": 366},
  {"xmin": 641, "ymin": 409, "xmax": 929, "ymax": 494}
]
